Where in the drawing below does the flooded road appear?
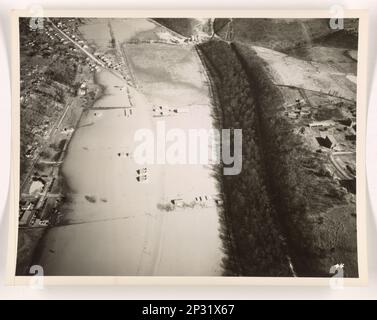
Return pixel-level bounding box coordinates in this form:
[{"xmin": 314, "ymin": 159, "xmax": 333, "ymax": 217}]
[{"xmin": 37, "ymin": 18, "xmax": 223, "ymax": 276}]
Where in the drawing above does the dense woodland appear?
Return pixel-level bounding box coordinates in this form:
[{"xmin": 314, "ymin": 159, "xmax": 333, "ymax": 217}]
[
  {"xmin": 233, "ymin": 42, "xmax": 357, "ymax": 277},
  {"xmin": 198, "ymin": 40, "xmax": 292, "ymax": 276},
  {"xmin": 198, "ymin": 39, "xmax": 358, "ymax": 277}
]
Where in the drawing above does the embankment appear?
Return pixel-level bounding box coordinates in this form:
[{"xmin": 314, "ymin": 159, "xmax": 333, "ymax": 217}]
[
  {"xmin": 16, "ymin": 72, "xmax": 101, "ymax": 275},
  {"xmin": 197, "ymin": 39, "xmax": 358, "ymax": 277}
]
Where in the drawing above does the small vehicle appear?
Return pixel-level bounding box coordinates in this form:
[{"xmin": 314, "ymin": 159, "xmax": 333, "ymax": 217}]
[
  {"xmin": 136, "ymin": 174, "xmax": 148, "ymax": 182},
  {"xmin": 29, "ymin": 215, "xmax": 36, "ymax": 226},
  {"xmin": 136, "ymin": 168, "xmax": 147, "ymax": 175},
  {"xmin": 39, "ymin": 220, "xmax": 50, "ymax": 226}
]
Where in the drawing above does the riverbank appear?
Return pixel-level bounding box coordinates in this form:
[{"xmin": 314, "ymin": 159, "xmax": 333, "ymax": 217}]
[
  {"xmin": 16, "ymin": 68, "xmax": 101, "ymax": 275},
  {"xmin": 28, "ymin": 18, "xmax": 224, "ymax": 276}
]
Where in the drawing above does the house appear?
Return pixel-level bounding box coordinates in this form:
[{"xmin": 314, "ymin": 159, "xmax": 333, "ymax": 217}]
[
  {"xmin": 315, "ymin": 134, "xmax": 337, "ymax": 149},
  {"xmin": 171, "ymin": 199, "xmax": 184, "ymax": 207},
  {"xmin": 287, "ymin": 112, "xmax": 298, "ymax": 119},
  {"xmin": 211, "ymin": 194, "xmax": 224, "ymax": 206},
  {"xmin": 309, "ymin": 120, "xmax": 335, "ymax": 128},
  {"xmin": 19, "ymin": 210, "xmax": 34, "ymax": 226}
]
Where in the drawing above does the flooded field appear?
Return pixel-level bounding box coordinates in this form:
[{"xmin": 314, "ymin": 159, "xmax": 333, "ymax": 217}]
[
  {"xmin": 37, "ymin": 18, "xmax": 224, "ymax": 275},
  {"xmin": 126, "ymin": 43, "xmax": 209, "ymax": 106}
]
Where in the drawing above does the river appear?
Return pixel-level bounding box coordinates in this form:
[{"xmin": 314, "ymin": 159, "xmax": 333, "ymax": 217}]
[{"xmin": 37, "ymin": 18, "xmax": 223, "ymax": 276}]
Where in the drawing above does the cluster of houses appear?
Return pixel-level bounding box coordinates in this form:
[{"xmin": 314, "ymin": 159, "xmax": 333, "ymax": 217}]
[
  {"xmin": 19, "ymin": 175, "xmax": 59, "ymax": 228},
  {"xmin": 285, "ymin": 98, "xmax": 311, "ymax": 119},
  {"xmin": 284, "ymin": 94, "xmax": 356, "ymax": 153},
  {"xmin": 30, "ymin": 121, "xmax": 50, "ymax": 138},
  {"xmin": 19, "ymin": 200, "xmax": 51, "ymax": 228},
  {"xmin": 93, "ymin": 52, "xmax": 122, "ymax": 72},
  {"xmin": 53, "ymin": 19, "xmax": 125, "ymax": 75},
  {"xmin": 170, "ymin": 194, "xmax": 223, "ymax": 209},
  {"xmin": 20, "ymin": 21, "xmax": 83, "ymax": 162},
  {"xmin": 20, "ymin": 66, "xmax": 46, "ymax": 91},
  {"xmin": 19, "ymin": 201, "xmax": 37, "ymax": 227},
  {"xmin": 24, "ymin": 142, "xmax": 39, "ymax": 159},
  {"xmin": 19, "ymin": 178, "xmax": 47, "ymax": 227},
  {"xmin": 136, "ymin": 168, "xmax": 148, "ymax": 182},
  {"xmin": 152, "ymin": 105, "xmax": 189, "ymax": 117},
  {"xmin": 30, "ymin": 19, "xmax": 92, "ymax": 70},
  {"xmin": 301, "ymin": 117, "xmax": 356, "ymax": 152}
]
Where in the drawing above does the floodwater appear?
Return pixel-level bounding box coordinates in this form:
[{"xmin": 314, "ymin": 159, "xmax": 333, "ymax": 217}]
[{"xmin": 37, "ymin": 18, "xmax": 224, "ymax": 275}]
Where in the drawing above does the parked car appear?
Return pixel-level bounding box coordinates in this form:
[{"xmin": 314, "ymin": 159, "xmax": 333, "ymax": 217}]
[
  {"xmin": 136, "ymin": 175, "xmax": 148, "ymax": 182},
  {"xmin": 39, "ymin": 220, "xmax": 50, "ymax": 226}
]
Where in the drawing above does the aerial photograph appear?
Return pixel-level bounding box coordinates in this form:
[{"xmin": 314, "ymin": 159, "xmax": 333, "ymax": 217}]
[{"xmin": 16, "ymin": 16, "xmax": 359, "ymax": 278}]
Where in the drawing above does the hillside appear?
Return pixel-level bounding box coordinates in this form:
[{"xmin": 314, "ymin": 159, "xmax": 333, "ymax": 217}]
[
  {"xmin": 233, "ymin": 42, "xmax": 358, "ymax": 277},
  {"xmin": 153, "ymin": 18, "xmax": 213, "ymax": 38},
  {"xmin": 214, "ymin": 18, "xmax": 358, "ymax": 52},
  {"xmin": 196, "ymin": 18, "xmax": 359, "ymax": 277}
]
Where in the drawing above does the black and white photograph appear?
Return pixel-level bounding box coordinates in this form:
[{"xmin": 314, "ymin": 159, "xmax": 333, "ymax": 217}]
[{"xmin": 6, "ymin": 10, "xmax": 368, "ymax": 285}]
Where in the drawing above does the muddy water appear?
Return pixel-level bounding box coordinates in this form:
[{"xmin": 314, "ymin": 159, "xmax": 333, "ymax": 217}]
[
  {"xmin": 37, "ymin": 18, "xmax": 223, "ymax": 276},
  {"xmin": 126, "ymin": 43, "xmax": 209, "ymax": 106}
]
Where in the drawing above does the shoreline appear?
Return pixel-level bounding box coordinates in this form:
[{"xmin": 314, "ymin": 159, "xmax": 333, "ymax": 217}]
[
  {"xmin": 16, "ymin": 68, "xmax": 103, "ymax": 275},
  {"xmin": 24, "ymin": 19, "xmax": 225, "ymax": 277}
]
